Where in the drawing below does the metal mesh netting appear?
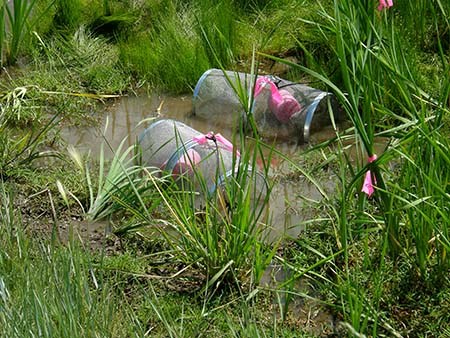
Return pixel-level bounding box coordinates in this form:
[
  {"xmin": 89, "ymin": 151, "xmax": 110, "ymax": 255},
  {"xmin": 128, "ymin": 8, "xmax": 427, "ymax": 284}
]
[
  {"xmin": 192, "ymin": 68, "xmax": 343, "ymax": 142},
  {"xmin": 137, "ymin": 119, "xmax": 267, "ymax": 201}
]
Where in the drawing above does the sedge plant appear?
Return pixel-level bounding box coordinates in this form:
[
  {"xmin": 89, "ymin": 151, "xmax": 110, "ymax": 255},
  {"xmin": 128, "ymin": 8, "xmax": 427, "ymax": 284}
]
[{"xmin": 148, "ymin": 125, "xmax": 275, "ymax": 295}]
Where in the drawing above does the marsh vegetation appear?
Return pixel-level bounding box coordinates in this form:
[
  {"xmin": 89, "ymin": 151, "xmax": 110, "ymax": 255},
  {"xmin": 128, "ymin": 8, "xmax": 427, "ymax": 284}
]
[{"xmin": 1, "ymin": 0, "xmax": 449, "ymax": 336}]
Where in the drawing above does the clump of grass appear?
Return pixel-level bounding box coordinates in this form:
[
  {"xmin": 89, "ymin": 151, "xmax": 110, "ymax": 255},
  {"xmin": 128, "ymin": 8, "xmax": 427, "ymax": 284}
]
[
  {"xmin": 0, "ymin": 85, "xmax": 41, "ymax": 125},
  {"xmin": 254, "ymin": 0, "xmax": 450, "ymax": 335},
  {"xmin": 58, "ymin": 124, "xmax": 165, "ymax": 225},
  {"xmin": 391, "ymin": 109, "xmax": 450, "ymax": 279},
  {"xmin": 0, "ymin": 0, "xmax": 54, "ymax": 66},
  {"xmin": 151, "ymin": 147, "xmax": 274, "ymax": 293},
  {"xmin": 33, "ymin": 26, "xmax": 129, "ymax": 94},
  {"xmin": 0, "ymin": 185, "xmax": 129, "ymax": 337},
  {"xmin": 195, "ymin": 0, "xmax": 237, "ymax": 69},
  {"xmin": 394, "ymin": 0, "xmax": 450, "ymax": 52},
  {"xmin": 53, "ymin": 0, "xmax": 83, "ymax": 31},
  {"xmin": 0, "ymin": 26, "xmax": 129, "ymax": 130},
  {"xmin": 0, "ymin": 86, "xmax": 60, "ymax": 178},
  {"xmin": 119, "ymin": 5, "xmax": 211, "ymax": 93}
]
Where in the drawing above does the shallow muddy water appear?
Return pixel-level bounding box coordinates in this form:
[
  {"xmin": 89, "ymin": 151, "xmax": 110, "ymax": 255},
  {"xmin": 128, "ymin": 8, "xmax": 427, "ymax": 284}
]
[
  {"xmin": 61, "ymin": 93, "xmax": 376, "ymax": 241},
  {"xmin": 59, "ymin": 93, "xmax": 378, "ymax": 330}
]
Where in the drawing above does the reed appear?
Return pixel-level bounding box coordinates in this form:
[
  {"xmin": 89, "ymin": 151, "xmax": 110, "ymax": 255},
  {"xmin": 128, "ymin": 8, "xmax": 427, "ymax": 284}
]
[
  {"xmin": 257, "ymin": 0, "xmax": 449, "ymax": 335},
  {"xmin": 1, "ymin": 0, "xmax": 44, "ymax": 66}
]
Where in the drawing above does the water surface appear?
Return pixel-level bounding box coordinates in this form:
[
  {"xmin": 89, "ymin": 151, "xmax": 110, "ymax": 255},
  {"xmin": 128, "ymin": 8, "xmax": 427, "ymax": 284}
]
[{"xmin": 61, "ymin": 93, "xmax": 381, "ymax": 241}]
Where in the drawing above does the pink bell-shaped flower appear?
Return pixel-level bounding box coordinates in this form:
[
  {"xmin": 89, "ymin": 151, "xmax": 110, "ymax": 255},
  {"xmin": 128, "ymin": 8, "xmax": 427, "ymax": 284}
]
[{"xmin": 361, "ymin": 154, "xmax": 378, "ymax": 197}]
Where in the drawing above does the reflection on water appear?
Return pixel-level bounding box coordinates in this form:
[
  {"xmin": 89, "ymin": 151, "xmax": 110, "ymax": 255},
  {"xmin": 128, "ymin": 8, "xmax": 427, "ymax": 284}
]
[
  {"xmin": 62, "ymin": 94, "xmax": 193, "ymax": 156},
  {"xmin": 61, "ymin": 93, "xmax": 353, "ymax": 241}
]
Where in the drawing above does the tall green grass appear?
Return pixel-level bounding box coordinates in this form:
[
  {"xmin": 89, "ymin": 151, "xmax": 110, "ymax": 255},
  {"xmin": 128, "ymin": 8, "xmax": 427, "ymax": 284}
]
[
  {"xmin": 150, "ymin": 139, "xmax": 275, "ymax": 294},
  {"xmin": 33, "ymin": 26, "xmax": 129, "ymax": 94},
  {"xmin": 290, "ymin": 0, "xmax": 450, "ymax": 272},
  {"xmin": 0, "ymin": 0, "xmax": 54, "ymax": 66},
  {"xmin": 0, "ymin": 86, "xmax": 61, "ymax": 177},
  {"xmin": 118, "ymin": 0, "xmax": 241, "ymax": 92},
  {"xmin": 394, "ymin": 0, "xmax": 450, "ymax": 52},
  {"xmin": 0, "ymin": 185, "xmax": 139, "ymax": 337},
  {"xmin": 0, "ymin": 3, "xmax": 4, "ymax": 65},
  {"xmin": 256, "ymin": 0, "xmax": 450, "ymax": 335},
  {"xmin": 195, "ymin": 0, "xmax": 237, "ymax": 69},
  {"xmin": 53, "ymin": 0, "xmax": 83, "ymax": 31},
  {"xmin": 390, "ymin": 102, "xmax": 450, "ymax": 279}
]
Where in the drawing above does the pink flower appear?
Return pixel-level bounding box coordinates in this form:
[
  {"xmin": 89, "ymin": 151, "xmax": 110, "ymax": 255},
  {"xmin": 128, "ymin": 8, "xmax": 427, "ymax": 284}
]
[
  {"xmin": 361, "ymin": 154, "xmax": 378, "ymax": 197},
  {"xmin": 362, "ymin": 170, "xmax": 376, "ymax": 197},
  {"xmin": 378, "ymin": 0, "xmax": 393, "ymax": 11}
]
